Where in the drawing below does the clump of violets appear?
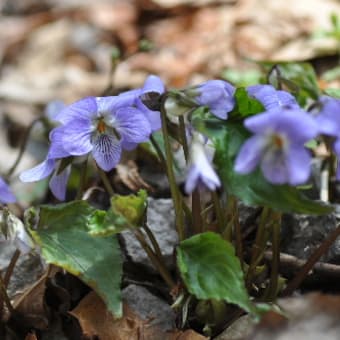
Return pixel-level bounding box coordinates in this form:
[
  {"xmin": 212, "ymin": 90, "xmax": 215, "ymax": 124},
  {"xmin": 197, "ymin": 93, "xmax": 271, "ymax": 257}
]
[
  {"xmin": 185, "ymin": 132, "xmax": 221, "ymax": 194},
  {"xmin": 0, "ymin": 177, "xmax": 16, "ymax": 204},
  {"xmin": 235, "ymin": 86, "xmax": 318, "ymax": 185}
]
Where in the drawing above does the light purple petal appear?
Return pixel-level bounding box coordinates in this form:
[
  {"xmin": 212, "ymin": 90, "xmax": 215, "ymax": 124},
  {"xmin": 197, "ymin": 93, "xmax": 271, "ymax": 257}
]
[
  {"xmin": 334, "ymin": 138, "xmax": 340, "ymax": 156},
  {"xmin": 48, "ymin": 127, "xmax": 72, "ymax": 159},
  {"xmin": 61, "ymin": 120, "xmax": 93, "ymax": 156},
  {"xmin": 315, "ymin": 96, "xmax": 340, "ymax": 136},
  {"xmin": 95, "ymin": 96, "xmax": 127, "ymax": 113},
  {"xmin": 115, "ymin": 107, "xmax": 152, "ymax": 143},
  {"xmin": 142, "ymin": 75, "xmax": 165, "ymax": 94},
  {"xmin": 0, "ymin": 177, "xmax": 16, "ymax": 204},
  {"xmin": 137, "ymin": 105, "xmax": 162, "ymax": 132},
  {"xmin": 117, "ymin": 89, "xmax": 141, "ymax": 107},
  {"xmin": 92, "ymin": 134, "xmax": 122, "ymax": 171},
  {"xmin": 55, "ymin": 97, "xmax": 97, "ymax": 123},
  {"xmin": 247, "ymin": 85, "xmax": 298, "ymax": 110},
  {"xmin": 234, "ymin": 135, "xmax": 266, "ymax": 174},
  {"xmin": 286, "ymin": 146, "xmax": 311, "ymax": 185},
  {"xmin": 19, "ymin": 159, "xmax": 55, "ymax": 182},
  {"xmin": 261, "ymin": 148, "xmax": 288, "ymax": 184},
  {"xmin": 121, "ymin": 141, "xmax": 138, "ymax": 151},
  {"xmin": 185, "ymin": 165, "xmax": 200, "ymax": 194},
  {"xmin": 45, "ymin": 100, "xmax": 65, "ymax": 122},
  {"xmin": 49, "ymin": 164, "xmax": 71, "ymax": 201},
  {"xmin": 245, "ymin": 109, "xmax": 318, "ymax": 143}
]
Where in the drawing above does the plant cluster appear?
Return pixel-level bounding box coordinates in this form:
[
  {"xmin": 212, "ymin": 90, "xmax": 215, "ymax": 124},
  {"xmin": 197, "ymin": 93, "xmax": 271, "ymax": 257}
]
[{"xmin": 1, "ymin": 61, "xmax": 340, "ymax": 335}]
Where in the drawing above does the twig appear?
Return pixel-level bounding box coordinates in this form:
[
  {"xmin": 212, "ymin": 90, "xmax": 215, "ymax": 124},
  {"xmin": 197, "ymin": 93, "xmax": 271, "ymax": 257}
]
[
  {"xmin": 264, "ymin": 251, "xmax": 340, "ymax": 281},
  {"xmin": 281, "ymin": 225, "xmax": 340, "ymax": 296}
]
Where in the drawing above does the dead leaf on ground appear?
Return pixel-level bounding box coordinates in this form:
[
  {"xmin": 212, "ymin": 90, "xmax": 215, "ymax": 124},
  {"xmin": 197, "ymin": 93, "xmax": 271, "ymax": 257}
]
[{"xmin": 70, "ymin": 291, "xmax": 208, "ymax": 340}]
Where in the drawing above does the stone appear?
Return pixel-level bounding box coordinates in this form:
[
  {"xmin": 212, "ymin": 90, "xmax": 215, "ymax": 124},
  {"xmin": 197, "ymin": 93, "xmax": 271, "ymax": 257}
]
[
  {"xmin": 122, "ymin": 284, "xmax": 175, "ymax": 331},
  {"xmin": 121, "ymin": 198, "xmax": 178, "ymax": 271},
  {"xmin": 281, "ymin": 212, "xmax": 340, "ymax": 264}
]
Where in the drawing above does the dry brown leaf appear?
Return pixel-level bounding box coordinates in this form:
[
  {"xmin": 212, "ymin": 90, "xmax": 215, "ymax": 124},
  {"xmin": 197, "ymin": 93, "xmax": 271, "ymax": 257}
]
[
  {"xmin": 70, "ymin": 291, "xmax": 208, "ymax": 340},
  {"xmin": 115, "ymin": 160, "xmax": 153, "ymax": 192},
  {"xmin": 11, "ymin": 265, "xmax": 60, "ymax": 331},
  {"xmin": 168, "ymin": 329, "xmax": 208, "ymax": 340},
  {"xmin": 70, "ymin": 291, "xmax": 152, "ymax": 340},
  {"xmin": 24, "ymin": 331, "xmax": 38, "ymax": 340}
]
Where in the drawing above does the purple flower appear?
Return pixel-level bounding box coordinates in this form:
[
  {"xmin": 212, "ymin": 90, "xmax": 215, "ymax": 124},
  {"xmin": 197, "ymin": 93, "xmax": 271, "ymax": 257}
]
[
  {"xmin": 20, "ymin": 158, "xmax": 71, "ymax": 201},
  {"xmin": 185, "ymin": 133, "xmax": 221, "ymax": 193},
  {"xmin": 195, "ymin": 80, "xmax": 235, "ymax": 120},
  {"xmin": 247, "ymin": 84, "xmax": 300, "ymax": 110},
  {"xmin": 314, "ymin": 96, "xmax": 340, "ymax": 179},
  {"xmin": 0, "ymin": 177, "xmax": 16, "ymax": 204},
  {"xmin": 19, "ymin": 128, "xmax": 72, "ymax": 201},
  {"xmin": 52, "ymin": 95, "xmax": 152, "ymax": 171},
  {"xmin": 119, "ymin": 75, "xmax": 165, "ymax": 132},
  {"xmin": 234, "ymin": 108, "xmax": 318, "ymax": 185}
]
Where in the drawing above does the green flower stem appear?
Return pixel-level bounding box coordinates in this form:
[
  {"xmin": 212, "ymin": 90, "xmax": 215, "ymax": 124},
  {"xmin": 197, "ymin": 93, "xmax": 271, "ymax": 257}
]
[
  {"xmin": 233, "ymin": 201, "xmax": 244, "ymax": 269},
  {"xmin": 5, "ymin": 117, "xmax": 42, "ymax": 180},
  {"xmin": 160, "ymin": 94, "xmax": 185, "ymax": 241},
  {"xmin": 192, "ymin": 189, "xmax": 202, "ymax": 234},
  {"xmin": 211, "ymin": 191, "xmax": 225, "ymax": 233},
  {"xmin": 97, "ymin": 167, "xmax": 114, "ymax": 197},
  {"xmin": 246, "ymin": 206, "xmax": 270, "ymax": 287},
  {"xmin": 133, "ymin": 229, "xmax": 176, "ymax": 289},
  {"xmin": 150, "ymin": 134, "xmax": 168, "ymax": 173},
  {"xmin": 178, "ymin": 116, "xmax": 189, "ymax": 163},
  {"xmin": 265, "ymin": 212, "xmax": 282, "ymax": 300},
  {"xmin": 76, "ymin": 158, "xmax": 88, "ymax": 200},
  {"xmin": 142, "ymin": 223, "xmax": 164, "ymax": 262}
]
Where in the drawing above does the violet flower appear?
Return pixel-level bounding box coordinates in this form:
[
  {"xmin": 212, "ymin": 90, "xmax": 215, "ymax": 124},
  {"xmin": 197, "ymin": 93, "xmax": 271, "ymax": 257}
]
[
  {"xmin": 247, "ymin": 84, "xmax": 300, "ymax": 110},
  {"xmin": 19, "ymin": 130, "xmax": 72, "ymax": 201},
  {"xmin": 52, "ymin": 95, "xmax": 152, "ymax": 172},
  {"xmin": 118, "ymin": 75, "xmax": 165, "ymax": 132},
  {"xmin": 195, "ymin": 80, "xmax": 235, "ymax": 120},
  {"xmin": 185, "ymin": 133, "xmax": 221, "ymax": 193},
  {"xmin": 0, "ymin": 177, "xmax": 16, "ymax": 204},
  {"xmin": 234, "ymin": 108, "xmax": 319, "ymax": 185},
  {"xmin": 314, "ymin": 96, "xmax": 340, "ymax": 178}
]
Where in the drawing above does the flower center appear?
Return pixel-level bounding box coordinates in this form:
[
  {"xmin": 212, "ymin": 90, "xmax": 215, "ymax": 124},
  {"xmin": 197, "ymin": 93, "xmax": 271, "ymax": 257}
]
[
  {"xmin": 97, "ymin": 119, "xmax": 106, "ymax": 133},
  {"xmin": 272, "ymin": 134, "xmax": 285, "ymax": 149}
]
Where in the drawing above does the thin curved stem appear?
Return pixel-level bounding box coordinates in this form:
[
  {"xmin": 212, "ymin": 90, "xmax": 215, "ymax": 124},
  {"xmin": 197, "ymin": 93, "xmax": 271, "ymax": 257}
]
[
  {"xmin": 160, "ymin": 94, "xmax": 185, "ymax": 241},
  {"xmin": 97, "ymin": 167, "xmax": 114, "ymax": 197}
]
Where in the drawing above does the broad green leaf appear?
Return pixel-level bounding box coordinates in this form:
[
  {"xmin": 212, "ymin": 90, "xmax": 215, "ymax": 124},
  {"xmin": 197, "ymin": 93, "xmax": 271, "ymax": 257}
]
[
  {"xmin": 111, "ymin": 190, "xmax": 147, "ymax": 226},
  {"xmin": 87, "ymin": 208, "xmax": 128, "ymax": 237},
  {"xmin": 27, "ymin": 201, "xmax": 123, "ymax": 317},
  {"xmin": 177, "ymin": 232, "xmax": 254, "ymax": 314},
  {"xmin": 195, "ymin": 119, "xmax": 332, "ymax": 214}
]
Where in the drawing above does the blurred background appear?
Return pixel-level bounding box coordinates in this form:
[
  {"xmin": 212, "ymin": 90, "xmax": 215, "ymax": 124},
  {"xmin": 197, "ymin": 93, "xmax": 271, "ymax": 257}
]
[{"xmin": 1, "ymin": 0, "xmax": 340, "ymax": 204}]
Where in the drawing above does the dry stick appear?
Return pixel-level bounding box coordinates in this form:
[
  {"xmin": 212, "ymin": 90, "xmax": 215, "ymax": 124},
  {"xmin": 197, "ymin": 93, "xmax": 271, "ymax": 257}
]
[
  {"xmin": 282, "ymin": 224, "xmax": 340, "ymax": 296},
  {"xmin": 3, "ymin": 250, "xmax": 20, "ymax": 288},
  {"xmin": 264, "ymin": 251, "xmax": 340, "ymax": 280},
  {"xmin": 0, "ymin": 275, "xmax": 14, "ymax": 316}
]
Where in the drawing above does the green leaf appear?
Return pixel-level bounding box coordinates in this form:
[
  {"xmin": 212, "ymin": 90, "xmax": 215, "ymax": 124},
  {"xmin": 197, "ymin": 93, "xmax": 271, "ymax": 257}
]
[
  {"xmin": 111, "ymin": 190, "xmax": 147, "ymax": 226},
  {"xmin": 324, "ymin": 88, "xmax": 340, "ymax": 99},
  {"xmin": 229, "ymin": 87, "xmax": 265, "ymax": 119},
  {"xmin": 262, "ymin": 62, "xmax": 320, "ymax": 106},
  {"xmin": 221, "ymin": 69, "xmax": 263, "ymax": 87},
  {"xmin": 198, "ymin": 121, "xmax": 332, "ymax": 214},
  {"xmin": 177, "ymin": 232, "xmax": 254, "ymax": 314},
  {"xmin": 27, "ymin": 201, "xmax": 123, "ymax": 317}
]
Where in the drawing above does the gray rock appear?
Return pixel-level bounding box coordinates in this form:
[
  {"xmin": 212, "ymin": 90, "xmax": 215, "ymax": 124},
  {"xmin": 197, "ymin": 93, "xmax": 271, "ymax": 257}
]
[
  {"xmin": 121, "ymin": 198, "xmax": 178, "ymax": 271},
  {"xmin": 0, "ymin": 242, "xmax": 44, "ymax": 296},
  {"xmin": 122, "ymin": 284, "xmax": 175, "ymax": 331},
  {"xmin": 281, "ymin": 212, "xmax": 340, "ymax": 264}
]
